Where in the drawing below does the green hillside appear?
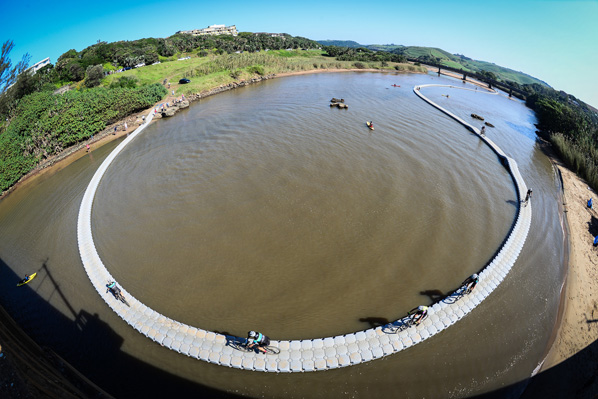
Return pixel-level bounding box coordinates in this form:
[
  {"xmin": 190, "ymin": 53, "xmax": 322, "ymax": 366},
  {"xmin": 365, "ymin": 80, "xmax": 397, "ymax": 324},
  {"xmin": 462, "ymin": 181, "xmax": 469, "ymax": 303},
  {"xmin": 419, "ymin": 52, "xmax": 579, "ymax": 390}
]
[
  {"xmin": 331, "ymin": 42, "xmax": 549, "ymax": 88},
  {"xmin": 317, "ymin": 40, "xmax": 362, "ymax": 48},
  {"xmin": 390, "ymin": 46, "xmax": 548, "ymax": 87}
]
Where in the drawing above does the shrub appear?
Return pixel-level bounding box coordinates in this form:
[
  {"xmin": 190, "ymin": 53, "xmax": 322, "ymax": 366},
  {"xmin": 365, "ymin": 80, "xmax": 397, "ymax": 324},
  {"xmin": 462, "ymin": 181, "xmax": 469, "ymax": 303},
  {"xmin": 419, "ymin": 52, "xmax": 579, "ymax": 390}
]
[
  {"xmin": 246, "ymin": 65, "xmax": 264, "ymax": 75},
  {"xmin": 353, "ymin": 62, "xmax": 365, "ymax": 69},
  {"xmin": 0, "ymin": 83, "xmax": 167, "ymax": 192},
  {"xmin": 109, "ymin": 76, "xmax": 139, "ymax": 89},
  {"xmin": 84, "ymin": 65, "xmax": 104, "ymax": 88},
  {"xmin": 230, "ymin": 69, "xmax": 241, "ymax": 79}
]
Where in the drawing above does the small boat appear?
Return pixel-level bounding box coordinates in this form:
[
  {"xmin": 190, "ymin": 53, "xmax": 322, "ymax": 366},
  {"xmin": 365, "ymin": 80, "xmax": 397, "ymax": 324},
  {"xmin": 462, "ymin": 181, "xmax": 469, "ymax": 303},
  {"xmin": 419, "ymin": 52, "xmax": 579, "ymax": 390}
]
[
  {"xmin": 366, "ymin": 121, "xmax": 374, "ymax": 131},
  {"xmin": 484, "ymin": 122, "xmax": 495, "ymax": 128},
  {"xmin": 17, "ymin": 273, "xmax": 37, "ymax": 287},
  {"xmin": 391, "ymin": 84, "xmax": 400, "ymax": 87}
]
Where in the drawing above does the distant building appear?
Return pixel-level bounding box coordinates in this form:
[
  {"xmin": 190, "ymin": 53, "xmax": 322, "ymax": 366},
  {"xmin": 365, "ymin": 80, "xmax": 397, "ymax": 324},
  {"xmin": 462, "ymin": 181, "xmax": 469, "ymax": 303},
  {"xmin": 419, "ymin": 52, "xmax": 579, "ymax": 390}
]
[
  {"xmin": 254, "ymin": 32, "xmax": 285, "ymax": 38},
  {"xmin": 31, "ymin": 57, "xmax": 51, "ymax": 74},
  {"xmin": 4, "ymin": 57, "xmax": 51, "ymax": 92},
  {"xmin": 178, "ymin": 24, "xmax": 237, "ymax": 37}
]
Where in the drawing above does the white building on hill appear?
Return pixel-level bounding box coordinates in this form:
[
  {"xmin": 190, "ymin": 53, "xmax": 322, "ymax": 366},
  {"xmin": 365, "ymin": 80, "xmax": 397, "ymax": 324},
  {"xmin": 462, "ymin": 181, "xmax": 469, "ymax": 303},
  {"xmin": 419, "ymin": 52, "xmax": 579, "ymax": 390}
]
[
  {"xmin": 31, "ymin": 57, "xmax": 51, "ymax": 73},
  {"xmin": 178, "ymin": 24, "xmax": 238, "ymax": 37}
]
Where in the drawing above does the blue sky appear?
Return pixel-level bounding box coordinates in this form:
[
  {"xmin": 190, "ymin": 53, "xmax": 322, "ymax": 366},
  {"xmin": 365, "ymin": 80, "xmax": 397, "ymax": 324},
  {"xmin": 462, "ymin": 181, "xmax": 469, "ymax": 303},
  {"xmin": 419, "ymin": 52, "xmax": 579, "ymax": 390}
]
[{"xmin": 2, "ymin": 0, "xmax": 597, "ymax": 107}]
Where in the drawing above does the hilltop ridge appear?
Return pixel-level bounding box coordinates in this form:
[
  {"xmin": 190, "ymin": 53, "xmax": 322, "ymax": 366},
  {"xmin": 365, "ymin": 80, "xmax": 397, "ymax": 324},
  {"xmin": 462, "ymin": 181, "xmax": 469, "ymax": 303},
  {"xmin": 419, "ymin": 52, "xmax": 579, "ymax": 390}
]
[{"xmin": 317, "ymin": 40, "xmax": 549, "ymax": 88}]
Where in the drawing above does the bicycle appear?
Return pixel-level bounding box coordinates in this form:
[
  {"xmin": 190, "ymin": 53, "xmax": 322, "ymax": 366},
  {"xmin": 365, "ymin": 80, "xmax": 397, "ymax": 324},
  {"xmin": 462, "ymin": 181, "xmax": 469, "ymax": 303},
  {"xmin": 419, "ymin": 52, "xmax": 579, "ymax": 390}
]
[
  {"xmin": 231, "ymin": 340, "xmax": 280, "ymax": 354},
  {"xmin": 385, "ymin": 312, "xmax": 427, "ymax": 334},
  {"xmin": 406, "ymin": 311, "xmax": 427, "ymax": 327},
  {"xmin": 106, "ymin": 282, "xmax": 130, "ymax": 307}
]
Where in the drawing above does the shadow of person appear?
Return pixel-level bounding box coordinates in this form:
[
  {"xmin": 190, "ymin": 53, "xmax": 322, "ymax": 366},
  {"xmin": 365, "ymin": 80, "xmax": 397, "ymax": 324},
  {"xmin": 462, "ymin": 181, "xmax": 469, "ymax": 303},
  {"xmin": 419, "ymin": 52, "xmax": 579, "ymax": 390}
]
[
  {"xmin": 506, "ymin": 199, "xmax": 520, "ymax": 208},
  {"xmin": 588, "ymin": 214, "xmax": 598, "ymax": 238},
  {"xmin": 420, "ymin": 289, "xmax": 448, "ymax": 302},
  {"xmin": 359, "ymin": 317, "xmax": 391, "ymax": 328}
]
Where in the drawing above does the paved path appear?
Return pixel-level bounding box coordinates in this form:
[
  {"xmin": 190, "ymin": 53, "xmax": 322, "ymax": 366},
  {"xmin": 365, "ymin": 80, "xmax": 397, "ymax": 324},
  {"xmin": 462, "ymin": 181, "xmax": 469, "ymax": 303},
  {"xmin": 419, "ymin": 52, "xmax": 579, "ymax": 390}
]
[{"xmin": 77, "ymin": 84, "xmax": 531, "ymax": 372}]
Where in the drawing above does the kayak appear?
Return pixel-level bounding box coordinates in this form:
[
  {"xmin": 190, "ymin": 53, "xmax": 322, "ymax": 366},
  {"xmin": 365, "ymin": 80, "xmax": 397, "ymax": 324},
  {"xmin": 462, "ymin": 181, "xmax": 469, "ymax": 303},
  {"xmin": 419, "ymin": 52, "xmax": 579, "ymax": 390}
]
[
  {"xmin": 366, "ymin": 121, "xmax": 374, "ymax": 131},
  {"xmin": 17, "ymin": 273, "xmax": 37, "ymax": 287}
]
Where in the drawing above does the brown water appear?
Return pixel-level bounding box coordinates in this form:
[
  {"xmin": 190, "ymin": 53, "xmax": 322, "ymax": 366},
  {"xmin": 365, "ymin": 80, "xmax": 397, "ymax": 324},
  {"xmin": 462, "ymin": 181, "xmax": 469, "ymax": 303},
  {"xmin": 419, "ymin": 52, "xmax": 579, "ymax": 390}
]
[{"xmin": 0, "ymin": 72, "xmax": 565, "ymax": 398}]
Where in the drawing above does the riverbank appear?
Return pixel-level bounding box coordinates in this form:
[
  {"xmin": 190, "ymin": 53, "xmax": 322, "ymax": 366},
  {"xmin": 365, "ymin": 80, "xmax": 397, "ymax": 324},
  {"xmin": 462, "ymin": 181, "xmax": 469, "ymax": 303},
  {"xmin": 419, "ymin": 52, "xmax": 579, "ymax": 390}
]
[
  {"xmin": 0, "ymin": 66, "xmax": 424, "ymax": 201},
  {"xmin": 521, "ymin": 148, "xmax": 598, "ymax": 397}
]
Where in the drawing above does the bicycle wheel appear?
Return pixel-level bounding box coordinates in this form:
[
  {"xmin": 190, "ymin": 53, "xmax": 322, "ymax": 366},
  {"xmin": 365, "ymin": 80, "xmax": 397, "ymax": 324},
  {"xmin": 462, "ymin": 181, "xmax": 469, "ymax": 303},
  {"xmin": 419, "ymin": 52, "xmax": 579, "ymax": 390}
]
[
  {"xmin": 119, "ymin": 295, "xmax": 130, "ymax": 306},
  {"xmin": 231, "ymin": 341, "xmax": 252, "ymax": 352},
  {"xmin": 264, "ymin": 345, "xmax": 280, "ymax": 355}
]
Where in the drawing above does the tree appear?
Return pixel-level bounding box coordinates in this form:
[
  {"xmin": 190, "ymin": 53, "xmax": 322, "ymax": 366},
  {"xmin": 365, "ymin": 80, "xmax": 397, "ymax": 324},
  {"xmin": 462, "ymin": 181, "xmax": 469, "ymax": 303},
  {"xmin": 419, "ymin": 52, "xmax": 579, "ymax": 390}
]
[
  {"xmin": 84, "ymin": 65, "xmax": 104, "ymax": 88},
  {"xmin": 0, "ymin": 40, "xmax": 30, "ymax": 94}
]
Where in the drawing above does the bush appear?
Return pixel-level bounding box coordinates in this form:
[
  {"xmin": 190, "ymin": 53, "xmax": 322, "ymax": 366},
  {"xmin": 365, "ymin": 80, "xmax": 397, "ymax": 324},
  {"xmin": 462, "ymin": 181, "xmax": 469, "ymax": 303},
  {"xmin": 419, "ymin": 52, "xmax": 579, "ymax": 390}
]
[
  {"xmin": 353, "ymin": 62, "xmax": 366, "ymax": 69},
  {"xmin": 0, "ymin": 83, "xmax": 167, "ymax": 192},
  {"xmin": 84, "ymin": 65, "xmax": 104, "ymax": 88},
  {"xmin": 246, "ymin": 65, "xmax": 264, "ymax": 75},
  {"xmin": 230, "ymin": 69, "xmax": 241, "ymax": 79},
  {"xmin": 109, "ymin": 76, "xmax": 139, "ymax": 89}
]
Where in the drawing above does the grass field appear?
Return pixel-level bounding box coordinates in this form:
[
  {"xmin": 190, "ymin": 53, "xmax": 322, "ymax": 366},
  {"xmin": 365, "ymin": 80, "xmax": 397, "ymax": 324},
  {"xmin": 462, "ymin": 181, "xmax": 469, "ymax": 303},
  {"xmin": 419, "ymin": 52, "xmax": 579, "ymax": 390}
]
[{"xmin": 102, "ymin": 50, "xmax": 427, "ymax": 96}]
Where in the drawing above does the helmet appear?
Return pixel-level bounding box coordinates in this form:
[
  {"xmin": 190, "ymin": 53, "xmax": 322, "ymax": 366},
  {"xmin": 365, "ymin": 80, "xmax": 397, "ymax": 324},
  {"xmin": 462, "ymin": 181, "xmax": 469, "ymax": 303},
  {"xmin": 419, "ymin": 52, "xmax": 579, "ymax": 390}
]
[
  {"xmin": 472, "ymin": 273, "xmax": 479, "ymax": 280},
  {"xmin": 418, "ymin": 305, "xmax": 428, "ymax": 311},
  {"xmin": 248, "ymin": 331, "xmax": 257, "ymax": 338}
]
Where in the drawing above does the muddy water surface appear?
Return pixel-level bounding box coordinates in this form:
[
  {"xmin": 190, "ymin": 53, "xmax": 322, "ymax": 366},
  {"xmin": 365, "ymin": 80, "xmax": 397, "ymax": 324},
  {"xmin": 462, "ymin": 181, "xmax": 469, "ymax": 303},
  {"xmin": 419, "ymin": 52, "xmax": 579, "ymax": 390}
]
[{"xmin": 0, "ymin": 72, "xmax": 564, "ymax": 398}]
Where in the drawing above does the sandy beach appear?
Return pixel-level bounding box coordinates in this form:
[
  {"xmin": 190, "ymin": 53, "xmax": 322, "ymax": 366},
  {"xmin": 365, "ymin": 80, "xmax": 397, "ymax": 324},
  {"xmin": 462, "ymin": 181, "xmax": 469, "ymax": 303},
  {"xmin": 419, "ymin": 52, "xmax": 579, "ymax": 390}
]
[{"xmin": 522, "ymin": 152, "xmax": 598, "ymax": 397}]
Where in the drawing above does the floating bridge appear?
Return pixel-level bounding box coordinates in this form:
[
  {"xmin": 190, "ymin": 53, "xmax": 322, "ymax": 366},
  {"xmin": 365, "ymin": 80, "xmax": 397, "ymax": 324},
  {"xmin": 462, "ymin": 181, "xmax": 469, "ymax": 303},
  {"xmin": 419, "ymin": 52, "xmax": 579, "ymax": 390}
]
[{"xmin": 77, "ymin": 83, "xmax": 531, "ymax": 372}]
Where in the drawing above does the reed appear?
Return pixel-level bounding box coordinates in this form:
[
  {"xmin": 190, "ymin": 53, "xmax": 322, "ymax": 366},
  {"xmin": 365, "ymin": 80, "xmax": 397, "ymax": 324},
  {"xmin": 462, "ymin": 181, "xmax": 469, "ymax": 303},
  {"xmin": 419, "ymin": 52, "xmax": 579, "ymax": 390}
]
[{"xmin": 550, "ymin": 132, "xmax": 598, "ymax": 191}]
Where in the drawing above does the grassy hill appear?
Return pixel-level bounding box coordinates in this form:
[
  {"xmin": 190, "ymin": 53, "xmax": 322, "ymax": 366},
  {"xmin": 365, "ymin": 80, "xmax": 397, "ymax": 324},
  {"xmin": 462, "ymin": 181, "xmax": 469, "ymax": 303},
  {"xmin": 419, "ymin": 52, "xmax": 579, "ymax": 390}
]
[
  {"xmin": 319, "ymin": 41, "xmax": 549, "ymax": 87},
  {"xmin": 317, "ymin": 40, "xmax": 362, "ymax": 48},
  {"xmin": 102, "ymin": 49, "xmax": 421, "ymax": 96},
  {"xmin": 397, "ymin": 46, "xmax": 549, "ymax": 87}
]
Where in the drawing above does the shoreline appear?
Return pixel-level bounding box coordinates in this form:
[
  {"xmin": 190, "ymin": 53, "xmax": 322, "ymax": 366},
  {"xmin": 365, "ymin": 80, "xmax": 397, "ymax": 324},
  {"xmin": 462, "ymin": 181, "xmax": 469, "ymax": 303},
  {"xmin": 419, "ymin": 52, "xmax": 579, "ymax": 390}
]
[
  {"xmin": 521, "ymin": 144, "xmax": 598, "ymax": 397},
  {"xmin": 0, "ymin": 67, "xmax": 421, "ymax": 201},
  {"xmin": 1, "ymin": 66, "xmax": 594, "ymax": 394}
]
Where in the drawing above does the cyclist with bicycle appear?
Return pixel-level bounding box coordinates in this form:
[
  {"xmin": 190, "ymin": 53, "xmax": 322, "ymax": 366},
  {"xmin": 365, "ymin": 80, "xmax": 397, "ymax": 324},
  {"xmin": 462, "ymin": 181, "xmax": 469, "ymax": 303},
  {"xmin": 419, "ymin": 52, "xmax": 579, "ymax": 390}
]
[
  {"xmin": 408, "ymin": 305, "xmax": 428, "ymax": 325},
  {"xmin": 247, "ymin": 331, "xmax": 270, "ymax": 354},
  {"xmin": 463, "ymin": 273, "xmax": 479, "ymax": 293},
  {"xmin": 106, "ymin": 281, "xmax": 123, "ymax": 298}
]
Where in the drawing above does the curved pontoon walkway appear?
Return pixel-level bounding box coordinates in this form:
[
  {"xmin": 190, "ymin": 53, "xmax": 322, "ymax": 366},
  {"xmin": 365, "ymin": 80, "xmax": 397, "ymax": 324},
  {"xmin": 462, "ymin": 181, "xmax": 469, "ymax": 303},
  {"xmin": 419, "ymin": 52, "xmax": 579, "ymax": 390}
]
[{"xmin": 77, "ymin": 84, "xmax": 531, "ymax": 372}]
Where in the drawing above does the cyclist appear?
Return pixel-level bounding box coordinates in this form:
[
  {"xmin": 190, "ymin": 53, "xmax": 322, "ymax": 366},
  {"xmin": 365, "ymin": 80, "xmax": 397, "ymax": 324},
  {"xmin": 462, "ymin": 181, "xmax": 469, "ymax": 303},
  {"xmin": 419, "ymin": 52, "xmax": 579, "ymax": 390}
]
[
  {"xmin": 408, "ymin": 306, "xmax": 428, "ymax": 325},
  {"xmin": 106, "ymin": 281, "xmax": 122, "ymax": 299},
  {"xmin": 247, "ymin": 331, "xmax": 270, "ymax": 354},
  {"xmin": 463, "ymin": 273, "xmax": 479, "ymax": 293},
  {"xmin": 523, "ymin": 188, "xmax": 533, "ymax": 205}
]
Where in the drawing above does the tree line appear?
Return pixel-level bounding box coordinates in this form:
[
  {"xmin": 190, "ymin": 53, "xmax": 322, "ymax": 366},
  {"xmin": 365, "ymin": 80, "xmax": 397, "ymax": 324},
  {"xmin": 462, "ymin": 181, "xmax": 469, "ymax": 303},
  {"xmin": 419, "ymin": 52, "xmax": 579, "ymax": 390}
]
[
  {"xmin": 524, "ymin": 86, "xmax": 598, "ymax": 190},
  {"xmin": 322, "ymin": 46, "xmax": 407, "ymax": 63},
  {"xmin": 54, "ymin": 33, "xmax": 320, "ymax": 82}
]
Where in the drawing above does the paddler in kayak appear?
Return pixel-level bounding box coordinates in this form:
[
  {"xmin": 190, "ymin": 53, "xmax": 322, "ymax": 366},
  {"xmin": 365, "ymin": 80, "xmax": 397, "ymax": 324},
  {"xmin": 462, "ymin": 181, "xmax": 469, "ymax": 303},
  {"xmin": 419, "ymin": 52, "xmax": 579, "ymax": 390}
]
[
  {"xmin": 366, "ymin": 121, "xmax": 374, "ymax": 130},
  {"xmin": 17, "ymin": 273, "xmax": 37, "ymax": 286}
]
